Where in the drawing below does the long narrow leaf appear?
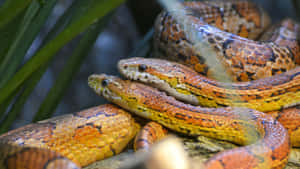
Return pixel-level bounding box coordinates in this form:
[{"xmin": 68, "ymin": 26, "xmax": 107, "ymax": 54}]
[
  {"xmin": 0, "ymin": 0, "xmax": 32, "ymax": 29},
  {"xmin": 0, "ymin": 69, "xmax": 45, "ymax": 133},
  {"xmin": 0, "ymin": 91, "xmax": 18, "ymax": 120},
  {"xmin": 0, "ymin": 0, "xmax": 57, "ymax": 88},
  {"xmin": 0, "ymin": 0, "xmax": 125, "ymax": 105},
  {"xmin": 0, "ymin": 0, "xmax": 102, "ymax": 130},
  {"xmin": 41, "ymin": 0, "xmax": 92, "ymax": 45},
  {"xmin": 0, "ymin": 12, "xmax": 24, "ymax": 63},
  {"xmin": 0, "ymin": 0, "xmax": 103, "ymax": 129},
  {"xmin": 0, "ymin": 1, "xmax": 40, "ymax": 87},
  {"xmin": 33, "ymin": 14, "xmax": 113, "ymax": 122},
  {"xmin": 0, "ymin": 0, "xmax": 57, "ymax": 122}
]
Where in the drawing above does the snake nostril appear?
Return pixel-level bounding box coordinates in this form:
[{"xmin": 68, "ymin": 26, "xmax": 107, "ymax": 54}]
[
  {"xmin": 102, "ymin": 79, "xmax": 109, "ymax": 87},
  {"xmin": 138, "ymin": 64, "xmax": 147, "ymax": 72}
]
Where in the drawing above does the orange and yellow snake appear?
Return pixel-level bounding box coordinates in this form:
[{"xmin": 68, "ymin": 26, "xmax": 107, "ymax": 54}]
[
  {"xmin": 88, "ymin": 74, "xmax": 290, "ymax": 169},
  {"xmin": 118, "ymin": 57, "xmax": 300, "ymax": 147},
  {"xmin": 0, "ymin": 1, "xmax": 299, "ymax": 169},
  {"xmin": 0, "ymin": 104, "xmax": 140, "ymax": 169},
  {"xmin": 154, "ymin": 1, "xmax": 300, "ymax": 81}
]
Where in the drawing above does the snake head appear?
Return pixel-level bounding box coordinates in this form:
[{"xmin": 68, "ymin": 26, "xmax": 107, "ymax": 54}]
[
  {"xmin": 118, "ymin": 57, "xmax": 150, "ymax": 80},
  {"xmin": 88, "ymin": 74, "xmax": 108, "ymax": 95},
  {"xmin": 88, "ymin": 73, "xmax": 156, "ymax": 118},
  {"xmin": 118, "ymin": 57, "xmax": 185, "ymax": 83},
  {"xmin": 88, "ymin": 74, "xmax": 124, "ymax": 101}
]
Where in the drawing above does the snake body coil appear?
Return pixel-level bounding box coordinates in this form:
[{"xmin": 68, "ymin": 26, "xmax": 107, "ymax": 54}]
[
  {"xmin": 118, "ymin": 57, "xmax": 300, "ymax": 147},
  {"xmin": 0, "ymin": 104, "xmax": 140, "ymax": 169},
  {"xmin": 154, "ymin": 1, "xmax": 300, "ymax": 81},
  {"xmin": 134, "ymin": 122, "xmax": 168, "ymax": 151},
  {"xmin": 88, "ymin": 74, "xmax": 290, "ymax": 169},
  {"xmin": 118, "ymin": 58, "xmax": 300, "ymax": 112}
]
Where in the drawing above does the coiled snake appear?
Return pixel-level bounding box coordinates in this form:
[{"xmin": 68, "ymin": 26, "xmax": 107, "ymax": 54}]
[
  {"xmin": 154, "ymin": 1, "xmax": 300, "ymax": 81},
  {"xmin": 1, "ymin": 1, "xmax": 299, "ymax": 169}
]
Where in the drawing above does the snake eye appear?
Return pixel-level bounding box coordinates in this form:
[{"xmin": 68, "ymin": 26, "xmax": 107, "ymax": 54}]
[
  {"xmin": 101, "ymin": 79, "xmax": 109, "ymax": 87},
  {"xmin": 138, "ymin": 64, "xmax": 147, "ymax": 72}
]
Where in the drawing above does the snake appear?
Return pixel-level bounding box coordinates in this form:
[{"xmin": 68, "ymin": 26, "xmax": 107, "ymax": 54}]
[
  {"xmin": 0, "ymin": 1, "xmax": 299, "ymax": 168},
  {"xmin": 118, "ymin": 57, "xmax": 300, "ymax": 112},
  {"xmin": 154, "ymin": 1, "xmax": 300, "ymax": 81},
  {"xmin": 0, "ymin": 104, "xmax": 140, "ymax": 169},
  {"xmin": 88, "ymin": 74, "xmax": 290, "ymax": 169},
  {"xmin": 118, "ymin": 57, "xmax": 300, "ymax": 147}
]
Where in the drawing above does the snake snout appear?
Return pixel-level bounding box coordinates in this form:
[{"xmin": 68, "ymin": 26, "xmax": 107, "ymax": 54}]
[
  {"xmin": 118, "ymin": 58, "xmax": 142, "ymax": 79},
  {"xmin": 88, "ymin": 74, "xmax": 111, "ymax": 95},
  {"xmin": 118, "ymin": 58, "xmax": 140, "ymax": 69},
  {"xmin": 88, "ymin": 74, "xmax": 106, "ymax": 85},
  {"xmin": 117, "ymin": 59, "xmax": 129, "ymax": 75}
]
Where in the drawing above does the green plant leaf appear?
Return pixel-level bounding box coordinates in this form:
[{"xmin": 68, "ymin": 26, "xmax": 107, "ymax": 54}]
[
  {"xmin": 0, "ymin": 12, "xmax": 24, "ymax": 63},
  {"xmin": 0, "ymin": 0, "xmax": 103, "ymax": 129},
  {"xmin": 0, "ymin": 1, "xmax": 41, "ymax": 87},
  {"xmin": 33, "ymin": 13, "xmax": 113, "ymax": 122},
  {"xmin": 0, "ymin": 0, "xmax": 32, "ymax": 30},
  {"xmin": 0, "ymin": 0, "xmax": 125, "ymax": 105},
  {"xmin": 0, "ymin": 0, "xmax": 57, "ymax": 88},
  {"xmin": 0, "ymin": 0, "xmax": 113, "ymax": 130},
  {"xmin": 0, "ymin": 91, "xmax": 18, "ymax": 120},
  {"xmin": 0, "ymin": 68, "xmax": 46, "ymax": 133},
  {"xmin": 41, "ymin": 0, "xmax": 93, "ymax": 45},
  {"xmin": 0, "ymin": 0, "xmax": 57, "ymax": 123}
]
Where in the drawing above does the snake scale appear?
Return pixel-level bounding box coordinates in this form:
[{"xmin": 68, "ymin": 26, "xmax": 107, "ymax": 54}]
[{"xmin": 0, "ymin": 0, "xmax": 300, "ymax": 169}]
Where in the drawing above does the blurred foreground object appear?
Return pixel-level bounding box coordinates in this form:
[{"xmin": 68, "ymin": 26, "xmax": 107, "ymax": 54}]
[{"xmin": 120, "ymin": 136, "xmax": 204, "ymax": 169}]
